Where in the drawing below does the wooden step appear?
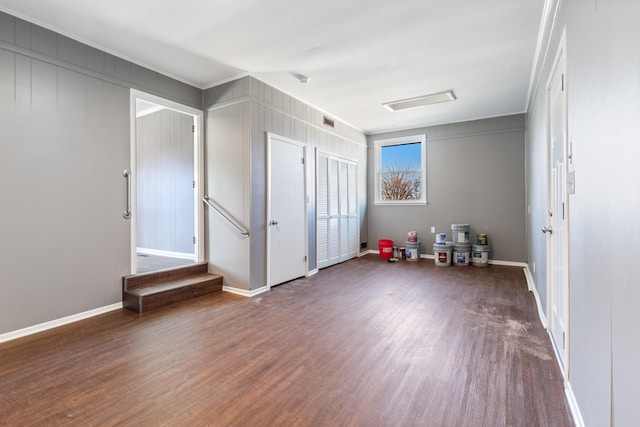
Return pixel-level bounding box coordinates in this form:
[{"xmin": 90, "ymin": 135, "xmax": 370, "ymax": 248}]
[{"xmin": 123, "ymin": 263, "xmax": 223, "ymax": 313}]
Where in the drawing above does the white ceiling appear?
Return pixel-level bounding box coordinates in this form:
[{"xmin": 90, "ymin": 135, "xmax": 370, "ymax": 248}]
[{"xmin": 0, "ymin": 0, "xmax": 544, "ymax": 134}]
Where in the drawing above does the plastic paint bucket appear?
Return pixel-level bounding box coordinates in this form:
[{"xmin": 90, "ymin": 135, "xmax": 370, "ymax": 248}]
[
  {"xmin": 471, "ymin": 244, "xmax": 490, "ymax": 267},
  {"xmin": 379, "ymin": 239, "xmax": 394, "ymax": 259},
  {"xmin": 451, "ymin": 224, "xmax": 470, "ymax": 245},
  {"xmin": 453, "ymin": 244, "xmax": 471, "ymax": 266},
  {"xmin": 433, "ymin": 243, "xmax": 453, "ymax": 266},
  {"xmin": 405, "ymin": 240, "xmax": 421, "ymax": 262},
  {"xmin": 435, "ymin": 233, "xmax": 447, "ymax": 244}
]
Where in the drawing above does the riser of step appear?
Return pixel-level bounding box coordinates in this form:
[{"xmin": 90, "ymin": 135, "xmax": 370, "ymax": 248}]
[
  {"xmin": 123, "ymin": 275, "xmax": 222, "ymax": 313},
  {"xmin": 124, "ymin": 262, "xmax": 209, "ymax": 291}
]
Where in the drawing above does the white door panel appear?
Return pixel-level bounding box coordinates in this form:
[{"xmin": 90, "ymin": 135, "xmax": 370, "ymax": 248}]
[
  {"xmin": 547, "ymin": 48, "xmax": 569, "ymax": 370},
  {"xmin": 267, "ymin": 134, "xmax": 307, "ymax": 287}
]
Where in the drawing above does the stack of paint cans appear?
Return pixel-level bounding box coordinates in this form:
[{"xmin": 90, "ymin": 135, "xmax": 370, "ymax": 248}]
[
  {"xmin": 451, "ymin": 224, "xmax": 471, "ymax": 266},
  {"xmin": 472, "ymin": 233, "xmax": 490, "ymax": 267},
  {"xmin": 405, "ymin": 231, "xmax": 420, "ymax": 262},
  {"xmin": 433, "ymin": 232, "xmax": 453, "ymax": 266}
]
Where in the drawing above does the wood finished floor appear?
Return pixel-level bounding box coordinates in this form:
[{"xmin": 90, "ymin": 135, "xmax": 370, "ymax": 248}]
[{"xmin": 0, "ymin": 255, "xmax": 573, "ymax": 426}]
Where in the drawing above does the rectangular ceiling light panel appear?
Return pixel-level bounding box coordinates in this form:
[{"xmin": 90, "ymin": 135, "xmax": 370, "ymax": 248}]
[{"xmin": 383, "ymin": 90, "xmax": 456, "ymax": 112}]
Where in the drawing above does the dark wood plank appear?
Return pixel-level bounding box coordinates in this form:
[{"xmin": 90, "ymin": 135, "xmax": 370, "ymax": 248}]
[{"xmin": 0, "ymin": 255, "xmax": 574, "ymax": 426}]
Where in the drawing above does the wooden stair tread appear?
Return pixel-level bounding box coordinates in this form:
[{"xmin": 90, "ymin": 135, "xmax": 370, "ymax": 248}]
[{"xmin": 125, "ymin": 273, "xmax": 222, "ymax": 297}]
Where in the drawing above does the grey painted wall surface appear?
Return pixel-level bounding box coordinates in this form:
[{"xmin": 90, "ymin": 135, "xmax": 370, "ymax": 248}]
[
  {"xmin": 526, "ymin": 1, "xmax": 640, "ymax": 425},
  {"xmin": 205, "ymin": 100, "xmax": 251, "ymax": 291},
  {"xmin": 204, "ymin": 76, "xmax": 367, "ymax": 291},
  {"xmin": 0, "ymin": 11, "xmax": 202, "ymax": 334},
  {"xmin": 368, "ymin": 115, "xmax": 526, "ymax": 262},
  {"xmin": 136, "ymin": 109, "xmax": 195, "ymax": 254}
]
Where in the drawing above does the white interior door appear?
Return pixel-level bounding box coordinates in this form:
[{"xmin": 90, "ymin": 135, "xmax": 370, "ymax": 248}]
[
  {"xmin": 267, "ymin": 134, "xmax": 307, "ymax": 287},
  {"xmin": 546, "ymin": 50, "xmax": 569, "ymax": 370}
]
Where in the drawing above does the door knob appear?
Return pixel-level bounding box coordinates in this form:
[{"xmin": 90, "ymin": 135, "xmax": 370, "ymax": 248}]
[{"xmin": 541, "ymin": 226, "xmax": 553, "ymax": 234}]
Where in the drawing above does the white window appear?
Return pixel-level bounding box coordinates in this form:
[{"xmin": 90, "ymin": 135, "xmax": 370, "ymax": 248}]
[{"xmin": 374, "ymin": 134, "xmax": 427, "ymax": 205}]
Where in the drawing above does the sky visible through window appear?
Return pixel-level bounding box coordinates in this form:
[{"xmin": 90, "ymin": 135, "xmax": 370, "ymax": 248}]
[{"xmin": 381, "ymin": 142, "xmax": 421, "ymax": 170}]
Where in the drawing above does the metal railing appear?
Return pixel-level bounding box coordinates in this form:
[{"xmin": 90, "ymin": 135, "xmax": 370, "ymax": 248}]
[{"xmin": 203, "ymin": 196, "xmax": 250, "ymax": 237}]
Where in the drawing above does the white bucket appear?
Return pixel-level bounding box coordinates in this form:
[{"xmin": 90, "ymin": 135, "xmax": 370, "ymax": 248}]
[
  {"xmin": 471, "ymin": 245, "xmax": 490, "ymax": 267},
  {"xmin": 451, "ymin": 224, "xmax": 470, "ymax": 245},
  {"xmin": 435, "ymin": 233, "xmax": 447, "ymax": 244},
  {"xmin": 433, "ymin": 243, "xmax": 453, "ymax": 266},
  {"xmin": 453, "ymin": 244, "xmax": 471, "ymax": 266},
  {"xmin": 405, "ymin": 240, "xmax": 421, "ymax": 262}
]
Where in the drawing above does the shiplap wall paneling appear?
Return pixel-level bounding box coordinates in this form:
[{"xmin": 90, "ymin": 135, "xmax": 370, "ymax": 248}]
[{"xmin": 0, "ymin": 52, "xmax": 130, "ymax": 333}]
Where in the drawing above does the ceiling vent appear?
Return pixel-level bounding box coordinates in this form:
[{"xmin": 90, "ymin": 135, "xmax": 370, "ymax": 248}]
[
  {"xmin": 382, "ymin": 90, "xmax": 456, "ymax": 112},
  {"xmin": 323, "ymin": 116, "xmax": 335, "ymax": 128}
]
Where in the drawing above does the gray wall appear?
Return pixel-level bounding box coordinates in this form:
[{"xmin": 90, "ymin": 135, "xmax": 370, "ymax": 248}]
[
  {"xmin": 136, "ymin": 108, "xmax": 195, "ymax": 255},
  {"xmin": 204, "ymin": 76, "xmax": 367, "ymax": 291},
  {"xmin": 526, "ymin": 1, "xmax": 640, "ymax": 425},
  {"xmin": 368, "ymin": 115, "xmax": 526, "ymax": 262},
  {"xmin": 0, "ymin": 11, "xmax": 201, "ymax": 335}
]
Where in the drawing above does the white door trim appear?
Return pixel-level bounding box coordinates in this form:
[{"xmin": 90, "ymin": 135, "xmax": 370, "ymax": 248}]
[
  {"xmin": 266, "ymin": 132, "xmax": 308, "ymax": 289},
  {"xmin": 129, "ymin": 90, "xmax": 205, "ymax": 273}
]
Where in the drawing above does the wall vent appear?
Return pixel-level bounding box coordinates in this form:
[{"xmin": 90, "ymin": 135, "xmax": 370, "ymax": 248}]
[{"xmin": 323, "ymin": 116, "xmax": 335, "ymax": 128}]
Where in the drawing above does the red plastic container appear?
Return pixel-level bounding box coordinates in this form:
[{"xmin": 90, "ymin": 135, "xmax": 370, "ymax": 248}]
[{"xmin": 378, "ymin": 239, "xmax": 394, "ymax": 259}]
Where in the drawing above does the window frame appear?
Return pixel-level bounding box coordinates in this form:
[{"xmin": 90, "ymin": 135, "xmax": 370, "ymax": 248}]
[{"xmin": 374, "ymin": 134, "xmax": 427, "ymax": 206}]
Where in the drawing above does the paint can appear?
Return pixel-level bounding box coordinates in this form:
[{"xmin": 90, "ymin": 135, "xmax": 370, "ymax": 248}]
[
  {"xmin": 378, "ymin": 239, "xmax": 394, "ymax": 259},
  {"xmin": 451, "ymin": 224, "xmax": 470, "ymax": 245},
  {"xmin": 407, "ymin": 231, "xmax": 418, "ymax": 242},
  {"xmin": 471, "ymin": 244, "xmax": 490, "ymax": 267},
  {"xmin": 433, "ymin": 242, "xmax": 453, "ymax": 266},
  {"xmin": 405, "ymin": 241, "xmax": 421, "ymax": 262},
  {"xmin": 399, "ymin": 247, "xmax": 406, "ymax": 260},
  {"xmin": 453, "ymin": 244, "xmax": 471, "ymax": 266},
  {"xmin": 435, "ymin": 233, "xmax": 447, "ymax": 245},
  {"xmin": 476, "ymin": 234, "xmax": 488, "ymax": 246}
]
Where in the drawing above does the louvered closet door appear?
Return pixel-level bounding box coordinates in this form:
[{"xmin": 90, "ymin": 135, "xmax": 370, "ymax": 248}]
[
  {"xmin": 317, "ymin": 155, "xmax": 330, "ymax": 269},
  {"xmin": 317, "ymin": 151, "xmax": 358, "ymax": 269}
]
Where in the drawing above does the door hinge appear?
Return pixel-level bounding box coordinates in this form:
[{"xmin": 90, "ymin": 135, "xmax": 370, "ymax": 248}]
[
  {"xmin": 192, "ymin": 124, "xmax": 196, "ymax": 133},
  {"xmin": 304, "ymin": 255, "xmax": 307, "ymax": 262},
  {"xmin": 562, "ymin": 331, "xmax": 565, "ymax": 349},
  {"xmin": 561, "ymin": 74, "xmax": 564, "ymax": 91},
  {"xmin": 193, "ymin": 236, "xmax": 196, "ymax": 244},
  {"xmin": 301, "ymin": 158, "xmax": 305, "ymax": 165},
  {"xmin": 193, "ymin": 180, "xmax": 196, "ymax": 189}
]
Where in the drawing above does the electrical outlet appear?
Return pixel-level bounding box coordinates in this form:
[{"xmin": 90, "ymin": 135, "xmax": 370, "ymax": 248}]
[{"xmin": 430, "ymin": 226, "xmax": 436, "ymax": 233}]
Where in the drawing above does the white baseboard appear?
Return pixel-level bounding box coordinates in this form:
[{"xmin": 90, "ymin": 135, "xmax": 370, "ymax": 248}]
[
  {"xmin": 565, "ymin": 381, "xmax": 586, "ymax": 427},
  {"xmin": 489, "ymin": 259, "xmax": 527, "ymax": 267},
  {"xmin": 524, "ymin": 265, "xmax": 547, "ymax": 329},
  {"xmin": 0, "ymin": 302, "xmax": 123, "ymax": 344},
  {"xmin": 137, "ymin": 248, "xmax": 195, "ymax": 260},
  {"xmin": 222, "ymin": 285, "xmax": 269, "ymax": 297},
  {"xmin": 307, "ymin": 269, "xmax": 319, "ymax": 276}
]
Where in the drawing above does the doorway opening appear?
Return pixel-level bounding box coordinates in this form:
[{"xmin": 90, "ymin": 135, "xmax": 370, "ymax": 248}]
[{"xmin": 130, "ymin": 91, "xmax": 204, "ymax": 274}]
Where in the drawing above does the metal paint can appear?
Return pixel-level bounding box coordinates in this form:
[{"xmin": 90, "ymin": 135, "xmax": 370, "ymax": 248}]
[{"xmin": 476, "ymin": 234, "xmax": 488, "ymax": 245}]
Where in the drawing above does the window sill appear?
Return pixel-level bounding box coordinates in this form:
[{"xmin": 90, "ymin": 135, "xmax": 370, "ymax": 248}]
[{"xmin": 374, "ymin": 200, "xmax": 428, "ymax": 206}]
